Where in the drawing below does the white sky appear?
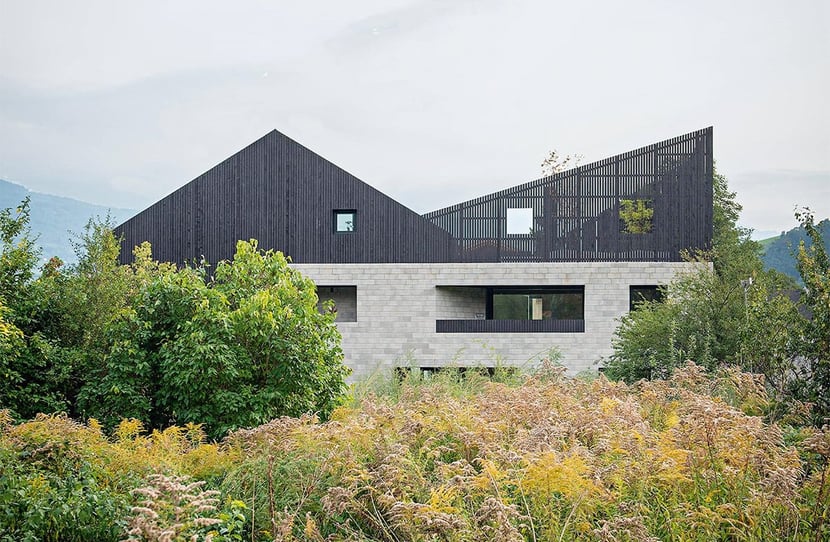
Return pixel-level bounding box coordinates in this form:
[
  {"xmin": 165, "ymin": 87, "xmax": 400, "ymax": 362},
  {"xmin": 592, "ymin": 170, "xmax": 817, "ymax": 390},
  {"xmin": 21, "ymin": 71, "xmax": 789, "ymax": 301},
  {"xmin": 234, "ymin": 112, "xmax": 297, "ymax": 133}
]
[{"xmin": 1, "ymin": 0, "xmax": 828, "ymax": 235}]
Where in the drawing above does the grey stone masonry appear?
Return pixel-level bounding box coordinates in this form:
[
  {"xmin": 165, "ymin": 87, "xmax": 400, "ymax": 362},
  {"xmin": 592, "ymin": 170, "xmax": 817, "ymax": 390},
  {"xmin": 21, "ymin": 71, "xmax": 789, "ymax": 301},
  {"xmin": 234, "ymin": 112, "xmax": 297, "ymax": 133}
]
[{"xmin": 292, "ymin": 262, "xmax": 700, "ymax": 380}]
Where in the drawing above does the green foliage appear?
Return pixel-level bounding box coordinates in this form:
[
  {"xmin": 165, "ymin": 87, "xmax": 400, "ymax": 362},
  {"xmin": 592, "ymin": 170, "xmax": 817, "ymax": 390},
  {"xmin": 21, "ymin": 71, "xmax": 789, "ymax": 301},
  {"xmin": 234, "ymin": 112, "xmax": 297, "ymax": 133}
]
[
  {"xmin": 81, "ymin": 240, "xmax": 350, "ymax": 438},
  {"xmin": 3, "ymin": 368, "xmax": 829, "ymax": 541},
  {"xmin": 0, "ymin": 412, "xmax": 245, "ymax": 541},
  {"xmin": 793, "ymin": 209, "xmax": 830, "ymax": 423},
  {"xmin": 606, "ymin": 168, "xmax": 801, "ymax": 398},
  {"xmin": 609, "ymin": 264, "xmax": 800, "ymax": 384},
  {"xmin": 0, "ymin": 197, "xmax": 39, "ymax": 310},
  {"xmin": 737, "ymin": 280, "xmax": 804, "ymax": 403},
  {"xmin": 0, "ymin": 197, "xmax": 349, "ymax": 435},
  {"xmin": 220, "ymin": 365, "xmax": 826, "ymax": 541},
  {"xmin": 606, "ymin": 171, "xmax": 830, "ymax": 427},
  {"xmin": 0, "ymin": 417, "xmax": 129, "ymax": 541},
  {"xmin": 619, "ymin": 198, "xmax": 654, "ymax": 234},
  {"xmin": 0, "ymin": 460, "xmax": 128, "ymax": 542},
  {"xmin": 43, "ymin": 218, "xmax": 146, "ymax": 419},
  {"xmin": 0, "ymin": 199, "xmax": 73, "ymax": 419},
  {"xmin": 124, "ymin": 475, "xmax": 247, "ymax": 541}
]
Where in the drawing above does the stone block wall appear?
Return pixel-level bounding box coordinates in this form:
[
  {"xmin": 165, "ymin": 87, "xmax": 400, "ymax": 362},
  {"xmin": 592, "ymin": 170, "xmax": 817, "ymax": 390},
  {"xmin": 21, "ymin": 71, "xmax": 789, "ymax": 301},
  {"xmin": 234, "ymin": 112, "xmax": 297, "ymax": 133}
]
[{"xmin": 293, "ymin": 262, "xmax": 698, "ymax": 380}]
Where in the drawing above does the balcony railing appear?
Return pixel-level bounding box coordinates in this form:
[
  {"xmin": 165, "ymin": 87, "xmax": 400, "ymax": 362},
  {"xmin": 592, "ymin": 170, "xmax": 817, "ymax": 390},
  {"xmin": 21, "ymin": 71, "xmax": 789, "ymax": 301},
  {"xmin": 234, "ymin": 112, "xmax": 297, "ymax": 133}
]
[{"xmin": 435, "ymin": 319, "xmax": 584, "ymax": 333}]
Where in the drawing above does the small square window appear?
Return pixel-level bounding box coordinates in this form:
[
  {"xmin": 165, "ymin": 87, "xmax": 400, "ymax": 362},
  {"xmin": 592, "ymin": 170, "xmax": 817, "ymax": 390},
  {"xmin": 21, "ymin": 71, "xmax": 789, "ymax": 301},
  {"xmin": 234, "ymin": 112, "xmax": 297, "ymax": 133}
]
[
  {"xmin": 334, "ymin": 210, "xmax": 356, "ymax": 233},
  {"xmin": 506, "ymin": 208, "xmax": 533, "ymax": 235}
]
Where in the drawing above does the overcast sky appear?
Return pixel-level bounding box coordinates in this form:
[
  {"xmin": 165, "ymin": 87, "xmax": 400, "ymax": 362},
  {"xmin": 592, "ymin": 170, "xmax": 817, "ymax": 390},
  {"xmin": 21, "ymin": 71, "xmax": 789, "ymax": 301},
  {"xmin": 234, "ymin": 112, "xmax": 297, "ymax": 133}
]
[{"xmin": 1, "ymin": 0, "xmax": 827, "ymax": 236}]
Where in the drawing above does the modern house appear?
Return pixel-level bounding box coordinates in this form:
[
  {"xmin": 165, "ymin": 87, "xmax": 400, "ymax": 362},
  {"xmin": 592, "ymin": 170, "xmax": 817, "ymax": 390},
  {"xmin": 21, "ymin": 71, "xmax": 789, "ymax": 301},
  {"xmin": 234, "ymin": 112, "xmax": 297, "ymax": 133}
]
[{"xmin": 115, "ymin": 127, "xmax": 713, "ymax": 378}]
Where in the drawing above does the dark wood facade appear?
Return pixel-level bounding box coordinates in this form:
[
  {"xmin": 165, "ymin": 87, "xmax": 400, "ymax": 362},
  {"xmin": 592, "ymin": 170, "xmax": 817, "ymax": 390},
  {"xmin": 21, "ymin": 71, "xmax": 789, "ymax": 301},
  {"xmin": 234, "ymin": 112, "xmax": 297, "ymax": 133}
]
[
  {"xmin": 115, "ymin": 130, "xmax": 458, "ymax": 265},
  {"xmin": 116, "ymin": 127, "xmax": 713, "ymax": 265},
  {"xmin": 425, "ymin": 127, "xmax": 713, "ymax": 262}
]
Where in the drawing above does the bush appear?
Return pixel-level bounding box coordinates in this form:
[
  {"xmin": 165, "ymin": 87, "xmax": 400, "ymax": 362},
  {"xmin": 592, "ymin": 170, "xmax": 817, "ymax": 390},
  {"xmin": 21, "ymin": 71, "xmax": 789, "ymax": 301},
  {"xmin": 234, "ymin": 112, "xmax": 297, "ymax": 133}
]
[
  {"xmin": 80, "ymin": 240, "xmax": 350, "ymax": 438},
  {"xmin": 0, "ymin": 411, "xmax": 243, "ymax": 541}
]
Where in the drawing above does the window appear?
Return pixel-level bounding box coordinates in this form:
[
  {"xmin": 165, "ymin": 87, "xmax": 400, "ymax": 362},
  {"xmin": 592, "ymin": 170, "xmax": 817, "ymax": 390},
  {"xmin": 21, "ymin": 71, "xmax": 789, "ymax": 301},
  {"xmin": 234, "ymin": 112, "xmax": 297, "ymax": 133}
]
[
  {"xmin": 506, "ymin": 208, "xmax": 533, "ymax": 235},
  {"xmin": 317, "ymin": 285, "xmax": 357, "ymax": 322},
  {"xmin": 334, "ymin": 210, "xmax": 356, "ymax": 233},
  {"xmin": 488, "ymin": 286, "xmax": 584, "ymax": 321},
  {"xmin": 619, "ymin": 199, "xmax": 653, "ymax": 234},
  {"xmin": 434, "ymin": 285, "xmax": 585, "ymax": 333},
  {"xmin": 629, "ymin": 285, "xmax": 664, "ymax": 311}
]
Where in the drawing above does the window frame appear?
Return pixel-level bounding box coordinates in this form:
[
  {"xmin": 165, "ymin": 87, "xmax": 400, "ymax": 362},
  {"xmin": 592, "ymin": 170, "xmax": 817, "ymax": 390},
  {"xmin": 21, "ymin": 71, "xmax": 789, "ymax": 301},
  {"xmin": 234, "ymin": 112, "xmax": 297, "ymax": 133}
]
[{"xmin": 333, "ymin": 209, "xmax": 357, "ymax": 233}]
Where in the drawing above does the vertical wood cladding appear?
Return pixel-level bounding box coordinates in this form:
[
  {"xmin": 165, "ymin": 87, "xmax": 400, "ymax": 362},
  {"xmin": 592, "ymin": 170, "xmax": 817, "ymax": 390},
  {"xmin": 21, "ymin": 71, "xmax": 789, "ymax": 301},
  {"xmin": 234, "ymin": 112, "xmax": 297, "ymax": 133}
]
[
  {"xmin": 116, "ymin": 127, "xmax": 712, "ymax": 266},
  {"xmin": 424, "ymin": 127, "xmax": 713, "ymax": 263},
  {"xmin": 115, "ymin": 130, "xmax": 459, "ymax": 265}
]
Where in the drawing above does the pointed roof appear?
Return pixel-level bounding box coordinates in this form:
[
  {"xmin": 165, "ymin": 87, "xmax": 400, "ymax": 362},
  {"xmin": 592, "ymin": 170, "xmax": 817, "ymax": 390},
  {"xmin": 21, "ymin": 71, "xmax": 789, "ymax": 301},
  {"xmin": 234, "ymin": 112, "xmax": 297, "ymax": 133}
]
[{"xmin": 116, "ymin": 130, "xmax": 458, "ymax": 265}]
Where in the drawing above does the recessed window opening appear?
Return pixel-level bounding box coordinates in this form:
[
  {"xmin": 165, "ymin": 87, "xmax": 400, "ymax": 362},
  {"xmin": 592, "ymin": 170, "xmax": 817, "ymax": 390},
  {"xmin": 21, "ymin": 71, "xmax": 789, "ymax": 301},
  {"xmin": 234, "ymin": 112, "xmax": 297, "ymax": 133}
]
[
  {"xmin": 317, "ymin": 285, "xmax": 357, "ymax": 322},
  {"xmin": 506, "ymin": 207, "xmax": 533, "ymax": 235},
  {"xmin": 619, "ymin": 199, "xmax": 654, "ymax": 234},
  {"xmin": 629, "ymin": 285, "xmax": 664, "ymax": 311},
  {"xmin": 334, "ymin": 210, "xmax": 356, "ymax": 233},
  {"xmin": 488, "ymin": 286, "xmax": 584, "ymax": 321}
]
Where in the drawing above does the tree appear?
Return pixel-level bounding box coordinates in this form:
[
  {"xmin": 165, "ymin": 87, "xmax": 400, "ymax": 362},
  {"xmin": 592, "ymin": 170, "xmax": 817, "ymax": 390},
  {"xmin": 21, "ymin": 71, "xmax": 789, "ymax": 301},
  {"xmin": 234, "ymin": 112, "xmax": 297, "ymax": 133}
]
[
  {"xmin": 793, "ymin": 209, "xmax": 830, "ymax": 423},
  {"xmin": 540, "ymin": 149, "xmax": 583, "ymax": 176},
  {"xmin": 0, "ymin": 198, "xmax": 38, "ymax": 311},
  {"xmin": 81, "ymin": 240, "xmax": 350, "ymax": 438},
  {"xmin": 605, "ymin": 168, "xmax": 800, "ymax": 389},
  {"xmin": 0, "ymin": 199, "xmax": 72, "ymax": 419},
  {"xmin": 1, "ymin": 197, "xmax": 349, "ymax": 433}
]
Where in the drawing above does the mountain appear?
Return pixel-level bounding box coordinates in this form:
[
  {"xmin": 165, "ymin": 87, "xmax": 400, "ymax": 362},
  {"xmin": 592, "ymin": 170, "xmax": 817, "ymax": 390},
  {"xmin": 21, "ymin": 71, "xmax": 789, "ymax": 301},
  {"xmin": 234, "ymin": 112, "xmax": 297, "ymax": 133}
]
[
  {"xmin": 760, "ymin": 219, "xmax": 830, "ymax": 284},
  {"xmin": 0, "ymin": 179, "xmax": 135, "ymax": 265}
]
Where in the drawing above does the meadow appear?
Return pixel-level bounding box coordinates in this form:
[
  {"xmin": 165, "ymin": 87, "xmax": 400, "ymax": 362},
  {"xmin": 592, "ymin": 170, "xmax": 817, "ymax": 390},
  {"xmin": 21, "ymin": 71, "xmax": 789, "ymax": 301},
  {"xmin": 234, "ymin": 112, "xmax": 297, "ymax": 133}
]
[{"xmin": 1, "ymin": 361, "xmax": 828, "ymax": 541}]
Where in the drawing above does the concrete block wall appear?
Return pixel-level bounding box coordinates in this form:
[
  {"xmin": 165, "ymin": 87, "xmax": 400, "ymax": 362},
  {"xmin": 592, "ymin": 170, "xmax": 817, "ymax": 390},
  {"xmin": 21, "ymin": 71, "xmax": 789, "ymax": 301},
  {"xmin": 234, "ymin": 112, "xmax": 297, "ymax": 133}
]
[
  {"xmin": 435, "ymin": 286, "xmax": 487, "ymax": 319},
  {"xmin": 293, "ymin": 262, "xmax": 698, "ymax": 380}
]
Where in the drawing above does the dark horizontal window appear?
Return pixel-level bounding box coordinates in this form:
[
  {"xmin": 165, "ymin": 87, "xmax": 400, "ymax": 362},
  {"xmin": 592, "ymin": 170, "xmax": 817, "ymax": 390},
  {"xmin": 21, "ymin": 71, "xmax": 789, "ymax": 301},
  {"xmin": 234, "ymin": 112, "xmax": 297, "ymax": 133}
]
[
  {"xmin": 435, "ymin": 285, "xmax": 585, "ymax": 333},
  {"xmin": 488, "ymin": 286, "xmax": 584, "ymax": 321}
]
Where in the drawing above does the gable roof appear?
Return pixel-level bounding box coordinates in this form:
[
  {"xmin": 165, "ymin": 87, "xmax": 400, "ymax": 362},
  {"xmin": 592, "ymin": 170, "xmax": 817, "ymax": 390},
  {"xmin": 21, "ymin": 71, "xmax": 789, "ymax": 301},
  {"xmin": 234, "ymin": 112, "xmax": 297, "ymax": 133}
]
[
  {"xmin": 116, "ymin": 127, "xmax": 713, "ymax": 265},
  {"xmin": 116, "ymin": 130, "xmax": 458, "ymax": 265}
]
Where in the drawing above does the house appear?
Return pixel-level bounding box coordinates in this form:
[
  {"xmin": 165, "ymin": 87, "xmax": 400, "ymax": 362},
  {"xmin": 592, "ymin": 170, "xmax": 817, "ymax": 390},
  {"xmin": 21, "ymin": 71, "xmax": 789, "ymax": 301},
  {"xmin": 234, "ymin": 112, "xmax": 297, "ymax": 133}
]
[{"xmin": 115, "ymin": 127, "xmax": 713, "ymax": 378}]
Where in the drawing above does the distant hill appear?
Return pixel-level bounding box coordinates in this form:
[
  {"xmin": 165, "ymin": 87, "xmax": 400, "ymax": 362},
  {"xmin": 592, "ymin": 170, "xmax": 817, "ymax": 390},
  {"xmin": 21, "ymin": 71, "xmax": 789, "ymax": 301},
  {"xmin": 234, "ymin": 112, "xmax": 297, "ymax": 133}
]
[
  {"xmin": 0, "ymin": 179, "xmax": 135, "ymax": 266},
  {"xmin": 760, "ymin": 219, "xmax": 830, "ymax": 284},
  {"xmin": 757, "ymin": 236, "xmax": 778, "ymax": 250}
]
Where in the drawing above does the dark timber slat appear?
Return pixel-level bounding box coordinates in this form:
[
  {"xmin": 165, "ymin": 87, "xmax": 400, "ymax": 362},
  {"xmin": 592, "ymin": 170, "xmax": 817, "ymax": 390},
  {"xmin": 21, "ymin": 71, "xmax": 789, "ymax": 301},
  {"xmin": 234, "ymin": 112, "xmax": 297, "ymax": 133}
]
[
  {"xmin": 116, "ymin": 130, "xmax": 459, "ymax": 265},
  {"xmin": 115, "ymin": 128, "xmax": 712, "ymax": 266},
  {"xmin": 424, "ymin": 127, "xmax": 713, "ymax": 263},
  {"xmin": 436, "ymin": 319, "xmax": 585, "ymax": 333}
]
